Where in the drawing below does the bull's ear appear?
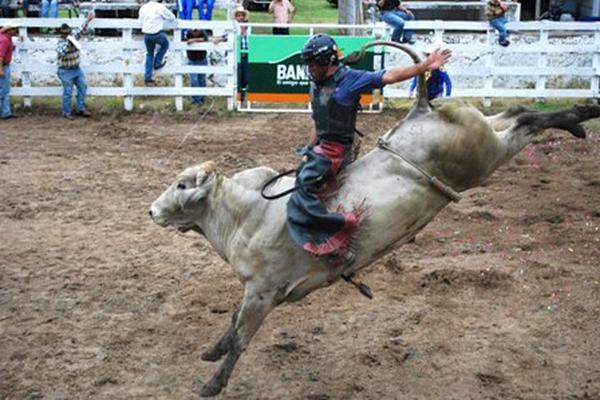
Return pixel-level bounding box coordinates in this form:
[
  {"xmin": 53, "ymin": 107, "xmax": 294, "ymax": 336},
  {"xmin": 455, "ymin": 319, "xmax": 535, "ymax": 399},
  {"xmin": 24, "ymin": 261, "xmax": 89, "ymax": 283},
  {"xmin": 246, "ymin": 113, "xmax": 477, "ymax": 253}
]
[{"xmin": 196, "ymin": 161, "xmax": 217, "ymax": 186}]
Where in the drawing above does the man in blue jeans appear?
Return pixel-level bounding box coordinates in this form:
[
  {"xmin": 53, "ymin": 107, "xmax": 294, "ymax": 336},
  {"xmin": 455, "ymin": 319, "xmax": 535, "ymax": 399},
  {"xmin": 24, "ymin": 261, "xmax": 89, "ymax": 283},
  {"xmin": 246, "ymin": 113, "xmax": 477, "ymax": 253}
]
[
  {"xmin": 56, "ymin": 13, "xmax": 94, "ymax": 120},
  {"xmin": 0, "ymin": 22, "xmax": 19, "ymax": 120},
  {"xmin": 377, "ymin": 0, "xmax": 415, "ymax": 44},
  {"xmin": 41, "ymin": 0, "xmax": 58, "ymax": 18},
  {"xmin": 138, "ymin": 0, "xmax": 176, "ymax": 84},
  {"xmin": 486, "ymin": 0, "xmax": 510, "ymax": 46},
  {"xmin": 186, "ymin": 28, "xmax": 208, "ymax": 105}
]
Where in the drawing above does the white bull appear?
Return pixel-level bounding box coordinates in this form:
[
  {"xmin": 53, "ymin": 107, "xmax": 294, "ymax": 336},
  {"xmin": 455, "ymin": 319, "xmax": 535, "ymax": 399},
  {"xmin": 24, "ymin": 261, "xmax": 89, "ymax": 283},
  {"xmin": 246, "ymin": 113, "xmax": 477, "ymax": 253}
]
[{"xmin": 150, "ymin": 100, "xmax": 599, "ymax": 396}]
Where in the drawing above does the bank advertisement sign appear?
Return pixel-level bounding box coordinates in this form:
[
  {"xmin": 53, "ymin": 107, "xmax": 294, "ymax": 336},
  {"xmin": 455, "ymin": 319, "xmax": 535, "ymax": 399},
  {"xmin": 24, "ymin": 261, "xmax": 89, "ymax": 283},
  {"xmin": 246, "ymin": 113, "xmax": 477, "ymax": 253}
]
[{"xmin": 239, "ymin": 35, "xmax": 378, "ymax": 103}]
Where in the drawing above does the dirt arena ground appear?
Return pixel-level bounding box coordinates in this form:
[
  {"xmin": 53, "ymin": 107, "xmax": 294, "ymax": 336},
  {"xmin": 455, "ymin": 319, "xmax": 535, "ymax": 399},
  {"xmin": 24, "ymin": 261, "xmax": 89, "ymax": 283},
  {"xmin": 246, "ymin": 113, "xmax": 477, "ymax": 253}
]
[{"xmin": 1, "ymin": 105, "xmax": 599, "ymax": 400}]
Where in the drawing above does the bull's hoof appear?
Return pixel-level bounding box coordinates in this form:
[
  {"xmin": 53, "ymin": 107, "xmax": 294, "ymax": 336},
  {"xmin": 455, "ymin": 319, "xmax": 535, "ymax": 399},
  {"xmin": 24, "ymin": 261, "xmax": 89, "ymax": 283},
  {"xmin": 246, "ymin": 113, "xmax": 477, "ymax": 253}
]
[
  {"xmin": 198, "ymin": 381, "xmax": 222, "ymax": 397},
  {"xmin": 201, "ymin": 349, "xmax": 222, "ymax": 362}
]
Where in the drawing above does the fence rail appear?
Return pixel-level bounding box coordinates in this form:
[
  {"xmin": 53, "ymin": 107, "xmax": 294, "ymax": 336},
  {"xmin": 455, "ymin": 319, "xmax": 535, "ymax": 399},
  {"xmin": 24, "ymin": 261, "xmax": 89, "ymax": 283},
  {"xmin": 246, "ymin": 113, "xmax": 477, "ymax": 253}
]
[
  {"xmin": 1, "ymin": 18, "xmax": 599, "ymax": 112},
  {"xmin": 1, "ymin": 17, "xmax": 237, "ymax": 111}
]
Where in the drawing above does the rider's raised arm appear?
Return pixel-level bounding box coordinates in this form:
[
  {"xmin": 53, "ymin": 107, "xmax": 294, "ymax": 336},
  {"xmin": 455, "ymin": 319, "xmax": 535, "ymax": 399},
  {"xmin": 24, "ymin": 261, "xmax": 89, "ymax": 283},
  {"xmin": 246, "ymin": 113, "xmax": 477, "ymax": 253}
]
[{"xmin": 382, "ymin": 48, "xmax": 452, "ymax": 85}]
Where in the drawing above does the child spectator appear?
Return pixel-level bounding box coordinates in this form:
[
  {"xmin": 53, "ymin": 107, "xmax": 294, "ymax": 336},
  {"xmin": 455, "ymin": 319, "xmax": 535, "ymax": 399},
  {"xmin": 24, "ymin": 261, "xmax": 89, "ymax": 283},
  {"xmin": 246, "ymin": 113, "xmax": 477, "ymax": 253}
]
[
  {"xmin": 186, "ymin": 28, "xmax": 208, "ymax": 105},
  {"xmin": 377, "ymin": 0, "xmax": 415, "ymax": 44},
  {"xmin": 409, "ymin": 46, "xmax": 452, "ymax": 100},
  {"xmin": 56, "ymin": 12, "xmax": 94, "ymax": 120},
  {"xmin": 486, "ymin": 0, "xmax": 510, "ymax": 47},
  {"xmin": 268, "ymin": 0, "xmax": 295, "ymax": 35}
]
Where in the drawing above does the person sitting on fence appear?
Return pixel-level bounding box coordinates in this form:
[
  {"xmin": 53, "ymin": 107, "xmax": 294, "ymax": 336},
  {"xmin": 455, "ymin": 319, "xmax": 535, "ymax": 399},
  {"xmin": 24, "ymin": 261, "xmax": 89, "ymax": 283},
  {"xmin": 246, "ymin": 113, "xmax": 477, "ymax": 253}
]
[
  {"xmin": 486, "ymin": 0, "xmax": 510, "ymax": 47},
  {"xmin": 56, "ymin": 12, "xmax": 94, "ymax": 120},
  {"xmin": 214, "ymin": 5, "xmax": 249, "ymax": 102},
  {"xmin": 268, "ymin": 0, "xmax": 295, "ymax": 35},
  {"xmin": 286, "ymin": 34, "xmax": 451, "ymax": 264},
  {"xmin": 186, "ymin": 28, "xmax": 208, "ymax": 105},
  {"xmin": 177, "ymin": 0, "xmax": 193, "ymax": 20},
  {"xmin": 197, "ymin": 0, "xmax": 215, "ymax": 21},
  {"xmin": 138, "ymin": 0, "xmax": 176, "ymax": 84},
  {"xmin": 0, "ymin": 21, "xmax": 19, "ymax": 120},
  {"xmin": 377, "ymin": 0, "xmax": 415, "ymax": 45},
  {"xmin": 409, "ymin": 45, "xmax": 452, "ymax": 100},
  {"xmin": 41, "ymin": 0, "xmax": 58, "ymax": 18},
  {"xmin": 0, "ymin": 0, "xmax": 10, "ymax": 18}
]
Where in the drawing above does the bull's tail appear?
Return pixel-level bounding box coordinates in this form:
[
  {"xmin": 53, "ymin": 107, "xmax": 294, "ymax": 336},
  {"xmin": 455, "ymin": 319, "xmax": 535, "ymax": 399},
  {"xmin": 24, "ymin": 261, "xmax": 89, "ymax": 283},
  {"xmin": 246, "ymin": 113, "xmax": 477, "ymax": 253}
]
[{"xmin": 341, "ymin": 41, "xmax": 429, "ymax": 112}]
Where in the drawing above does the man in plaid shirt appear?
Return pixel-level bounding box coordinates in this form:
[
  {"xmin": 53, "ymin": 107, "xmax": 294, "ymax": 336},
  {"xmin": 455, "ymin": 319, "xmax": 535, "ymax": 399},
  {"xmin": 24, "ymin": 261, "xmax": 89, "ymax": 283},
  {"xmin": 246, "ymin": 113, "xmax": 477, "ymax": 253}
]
[{"xmin": 56, "ymin": 12, "xmax": 94, "ymax": 120}]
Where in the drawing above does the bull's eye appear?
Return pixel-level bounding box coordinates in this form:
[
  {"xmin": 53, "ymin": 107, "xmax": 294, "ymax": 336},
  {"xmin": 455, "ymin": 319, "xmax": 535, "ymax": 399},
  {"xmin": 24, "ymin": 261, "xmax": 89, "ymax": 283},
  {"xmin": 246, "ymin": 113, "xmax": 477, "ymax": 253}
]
[{"xmin": 177, "ymin": 182, "xmax": 186, "ymax": 190}]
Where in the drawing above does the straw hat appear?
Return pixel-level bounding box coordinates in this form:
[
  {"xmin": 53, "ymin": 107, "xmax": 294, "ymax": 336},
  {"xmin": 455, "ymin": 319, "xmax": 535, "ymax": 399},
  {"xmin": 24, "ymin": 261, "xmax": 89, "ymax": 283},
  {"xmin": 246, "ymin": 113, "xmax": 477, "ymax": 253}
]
[
  {"xmin": 0, "ymin": 21, "xmax": 21, "ymax": 33},
  {"xmin": 232, "ymin": 5, "xmax": 249, "ymax": 19}
]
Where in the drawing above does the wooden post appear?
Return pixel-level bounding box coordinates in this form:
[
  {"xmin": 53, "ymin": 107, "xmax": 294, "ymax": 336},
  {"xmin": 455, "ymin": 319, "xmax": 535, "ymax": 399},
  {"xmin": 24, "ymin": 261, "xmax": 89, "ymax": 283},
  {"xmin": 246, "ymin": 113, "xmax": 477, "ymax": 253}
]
[
  {"xmin": 592, "ymin": 30, "xmax": 600, "ymax": 101},
  {"xmin": 174, "ymin": 28, "xmax": 184, "ymax": 112},
  {"xmin": 536, "ymin": 29, "xmax": 548, "ymax": 102},
  {"xmin": 483, "ymin": 27, "xmax": 493, "ymax": 107},
  {"xmin": 227, "ymin": 25, "xmax": 235, "ymax": 111},
  {"xmin": 122, "ymin": 28, "xmax": 134, "ymax": 111},
  {"xmin": 18, "ymin": 27, "xmax": 32, "ymax": 108}
]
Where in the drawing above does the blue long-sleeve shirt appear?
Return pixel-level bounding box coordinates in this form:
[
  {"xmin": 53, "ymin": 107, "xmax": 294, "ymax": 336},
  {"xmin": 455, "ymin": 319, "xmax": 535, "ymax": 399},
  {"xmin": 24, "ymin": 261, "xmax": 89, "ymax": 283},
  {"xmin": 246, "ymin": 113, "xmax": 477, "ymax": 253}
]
[{"xmin": 409, "ymin": 67, "xmax": 452, "ymax": 100}]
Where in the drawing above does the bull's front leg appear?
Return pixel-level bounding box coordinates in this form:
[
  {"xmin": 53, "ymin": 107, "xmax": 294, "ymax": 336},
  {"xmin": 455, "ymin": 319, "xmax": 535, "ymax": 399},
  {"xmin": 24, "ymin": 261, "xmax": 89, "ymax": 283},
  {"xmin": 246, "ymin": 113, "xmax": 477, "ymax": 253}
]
[
  {"xmin": 196, "ymin": 285, "xmax": 278, "ymax": 398},
  {"xmin": 201, "ymin": 304, "xmax": 240, "ymax": 362}
]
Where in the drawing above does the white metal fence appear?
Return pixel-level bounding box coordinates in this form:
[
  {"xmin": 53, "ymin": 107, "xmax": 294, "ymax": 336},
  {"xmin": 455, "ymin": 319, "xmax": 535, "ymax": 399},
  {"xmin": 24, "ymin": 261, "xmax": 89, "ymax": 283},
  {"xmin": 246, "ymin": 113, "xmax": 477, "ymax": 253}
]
[
  {"xmin": 380, "ymin": 20, "xmax": 600, "ymax": 102},
  {"xmin": 1, "ymin": 17, "xmax": 237, "ymax": 111},
  {"xmin": 1, "ymin": 17, "xmax": 599, "ymax": 112}
]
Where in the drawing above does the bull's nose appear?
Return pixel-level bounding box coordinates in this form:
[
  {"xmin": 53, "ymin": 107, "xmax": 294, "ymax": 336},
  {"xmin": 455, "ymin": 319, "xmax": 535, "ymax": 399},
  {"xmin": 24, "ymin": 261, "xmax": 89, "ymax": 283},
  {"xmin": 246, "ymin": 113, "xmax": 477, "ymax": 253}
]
[{"xmin": 148, "ymin": 209, "xmax": 154, "ymax": 218}]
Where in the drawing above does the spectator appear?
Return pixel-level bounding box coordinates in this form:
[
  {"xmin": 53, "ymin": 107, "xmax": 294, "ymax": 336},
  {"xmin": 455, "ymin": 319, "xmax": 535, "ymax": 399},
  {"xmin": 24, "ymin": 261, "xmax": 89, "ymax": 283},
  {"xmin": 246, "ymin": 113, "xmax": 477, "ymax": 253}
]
[
  {"xmin": 138, "ymin": 0, "xmax": 175, "ymax": 84},
  {"xmin": 177, "ymin": 0, "xmax": 193, "ymax": 20},
  {"xmin": 377, "ymin": 0, "xmax": 415, "ymax": 44},
  {"xmin": 268, "ymin": 0, "xmax": 295, "ymax": 35},
  {"xmin": 485, "ymin": 0, "xmax": 510, "ymax": 47},
  {"xmin": 197, "ymin": 0, "xmax": 215, "ymax": 20},
  {"xmin": 41, "ymin": 0, "xmax": 58, "ymax": 18},
  {"xmin": 56, "ymin": 12, "xmax": 94, "ymax": 120},
  {"xmin": 0, "ymin": 21, "xmax": 19, "ymax": 120},
  {"xmin": 0, "ymin": 0, "xmax": 9, "ymax": 18},
  {"xmin": 409, "ymin": 45, "xmax": 452, "ymax": 100},
  {"xmin": 186, "ymin": 28, "xmax": 208, "ymax": 105},
  {"xmin": 215, "ymin": 5, "xmax": 249, "ymax": 102}
]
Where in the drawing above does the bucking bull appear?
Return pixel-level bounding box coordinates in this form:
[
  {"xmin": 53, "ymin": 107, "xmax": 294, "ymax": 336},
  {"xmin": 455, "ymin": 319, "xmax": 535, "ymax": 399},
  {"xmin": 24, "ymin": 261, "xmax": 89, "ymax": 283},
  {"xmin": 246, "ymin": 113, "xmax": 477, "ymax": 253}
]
[{"xmin": 149, "ymin": 43, "xmax": 600, "ymax": 397}]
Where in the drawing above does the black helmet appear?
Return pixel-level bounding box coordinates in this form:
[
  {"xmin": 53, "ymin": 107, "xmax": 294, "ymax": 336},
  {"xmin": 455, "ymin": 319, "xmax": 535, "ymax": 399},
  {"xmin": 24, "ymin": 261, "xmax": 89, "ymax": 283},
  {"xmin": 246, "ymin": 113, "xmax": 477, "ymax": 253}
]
[{"xmin": 301, "ymin": 33, "xmax": 339, "ymax": 66}]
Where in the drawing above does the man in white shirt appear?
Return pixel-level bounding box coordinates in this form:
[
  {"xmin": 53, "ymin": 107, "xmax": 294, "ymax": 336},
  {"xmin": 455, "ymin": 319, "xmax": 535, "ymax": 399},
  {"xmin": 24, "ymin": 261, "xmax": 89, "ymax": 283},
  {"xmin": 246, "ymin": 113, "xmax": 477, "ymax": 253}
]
[{"xmin": 138, "ymin": 0, "xmax": 176, "ymax": 83}]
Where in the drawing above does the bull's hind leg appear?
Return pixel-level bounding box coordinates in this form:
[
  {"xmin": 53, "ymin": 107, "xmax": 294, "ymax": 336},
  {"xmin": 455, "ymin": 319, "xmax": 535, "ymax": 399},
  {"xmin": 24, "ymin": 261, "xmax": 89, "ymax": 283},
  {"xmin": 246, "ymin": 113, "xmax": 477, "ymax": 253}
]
[
  {"xmin": 495, "ymin": 104, "xmax": 600, "ymax": 165},
  {"xmin": 201, "ymin": 304, "xmax": 240, "ymax": 362},
  {"xmin": 197, "ymin": 285, "xmax": 279, "ymax": 397},
  {"xmin": 485, "ymin": 105, "xmax": 530, "ymax": 131}
]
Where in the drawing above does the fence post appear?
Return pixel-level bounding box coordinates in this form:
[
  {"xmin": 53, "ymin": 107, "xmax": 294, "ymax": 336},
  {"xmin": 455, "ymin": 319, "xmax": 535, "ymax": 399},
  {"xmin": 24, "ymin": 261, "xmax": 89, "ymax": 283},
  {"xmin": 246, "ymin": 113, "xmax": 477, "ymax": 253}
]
[
  {"xmin": 174, "ymin": 28, "xmax": 184, "ymax": 112},
  {"xmin": 18, "ymin": 26, "xmax": 32, "ymax": 109},
  {"xmin": 536, "ymin": 29, "xmax": 548, "ymax": 103},
  {"xmin": 483, "ymin": 27, "xmax": 493, "ymax": 107},
  {"xmin": 227, "ymin": 25, "xmax": 235, "ymax": 111},
  {"xmin": 123, "ymin": 27, "xmax": 134, "ymax": 111},
  {"xmin": 593, "ymin": 29, "xmax": 600, "ymax": 102}
]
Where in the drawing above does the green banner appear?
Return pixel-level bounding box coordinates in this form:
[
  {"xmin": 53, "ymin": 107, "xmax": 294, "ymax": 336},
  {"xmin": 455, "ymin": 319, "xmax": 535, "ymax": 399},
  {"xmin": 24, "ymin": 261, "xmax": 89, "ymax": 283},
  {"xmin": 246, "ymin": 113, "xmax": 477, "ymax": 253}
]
[{"xmin": 239, "ymin": 35, "xmax": 377, "ymax": 98}]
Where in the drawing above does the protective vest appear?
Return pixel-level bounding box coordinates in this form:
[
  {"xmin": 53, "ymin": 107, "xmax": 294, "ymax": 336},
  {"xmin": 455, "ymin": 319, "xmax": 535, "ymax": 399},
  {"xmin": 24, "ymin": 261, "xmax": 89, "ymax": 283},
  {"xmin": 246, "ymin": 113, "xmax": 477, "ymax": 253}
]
[{"xmin": 311, "ymin": 66, "xmax": 359, "ymax": 145}]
